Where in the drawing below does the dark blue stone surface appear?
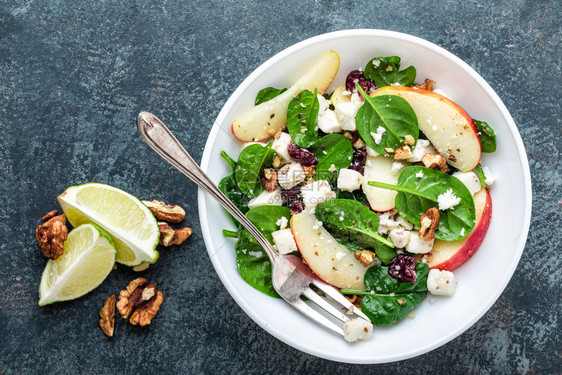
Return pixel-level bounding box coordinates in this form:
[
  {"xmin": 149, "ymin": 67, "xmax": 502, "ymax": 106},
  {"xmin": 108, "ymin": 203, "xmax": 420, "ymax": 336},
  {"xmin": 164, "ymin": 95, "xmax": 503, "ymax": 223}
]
[{"xmin": 1, "ymin": 1, "xmax": 560, "ymax": 374}]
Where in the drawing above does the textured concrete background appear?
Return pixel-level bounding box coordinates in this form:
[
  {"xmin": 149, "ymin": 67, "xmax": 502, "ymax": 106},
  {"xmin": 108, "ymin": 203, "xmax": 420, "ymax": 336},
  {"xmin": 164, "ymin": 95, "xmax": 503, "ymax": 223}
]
[{"xmin": 0, "ymin": 0, "xmax": 560, "ymax": 374}]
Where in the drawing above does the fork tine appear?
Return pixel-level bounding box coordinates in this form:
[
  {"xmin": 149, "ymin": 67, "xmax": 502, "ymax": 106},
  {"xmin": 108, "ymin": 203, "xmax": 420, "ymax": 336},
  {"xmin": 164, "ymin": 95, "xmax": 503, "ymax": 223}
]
[
  {"xmin": 302, "ymin": 287, "xmax": 349, "ymax": 323},
  {"xmin": 291, "ymin": 299, "xmax": 344, "ymax": 336},
  {"xmin": 311, "ymin": 279, "xmax": 371, "ymax": 321}
]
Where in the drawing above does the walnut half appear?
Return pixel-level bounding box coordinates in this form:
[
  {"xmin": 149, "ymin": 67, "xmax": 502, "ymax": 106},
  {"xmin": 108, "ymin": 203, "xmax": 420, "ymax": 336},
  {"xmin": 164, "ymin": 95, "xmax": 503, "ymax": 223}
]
[
  {"xmin": 354, "ymin": 250, "xmax": 376, "ymax": 267},
  {"xmin": 99, "ymin": 294, "xmax": 116, "ymax": 337},
  {"xmin": 421, "ymin": 153, "xmax": 448, "ymax": 173},
  {"xmin": 158, "ymin": 222, "xmax": 192, "ymax": 246},
  {"xmin": 419, "ymin": 207, "xmax": 440, "ymax": 240},
  {"xmin": 143, "ymin": 200, "xmax": 186, "ymax": 223},
  {"xmin": 36, "ymin": 210, "xmax": 68, "ymax": 260},
  {"xmin": 116, "ymin": 278, "xmax": 163, "ymax": 326}
]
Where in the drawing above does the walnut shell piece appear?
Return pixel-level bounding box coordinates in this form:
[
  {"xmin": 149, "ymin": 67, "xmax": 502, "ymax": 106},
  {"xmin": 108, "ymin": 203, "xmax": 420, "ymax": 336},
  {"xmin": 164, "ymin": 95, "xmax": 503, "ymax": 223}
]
[
  {"xmin": 158, "ymin": 222, "xmax": 192, "ymax": 246},
  {"xmin": 421, "ymin": 153, "xmax": 449, "ymax": 173},
  {"xmin": 419, "ymin": 207, "xmax": 440, "ymax": 240},
  {"xmin": 99, "ymin": 294, "xmax": 116, "ymax": 337},
  {"xmin": 36, "ymin": 211, "xmax": 68, "ymax": 260},
  {"xmin": 142, "ymin": 200, "xmax": 186, "ymax": 223}
]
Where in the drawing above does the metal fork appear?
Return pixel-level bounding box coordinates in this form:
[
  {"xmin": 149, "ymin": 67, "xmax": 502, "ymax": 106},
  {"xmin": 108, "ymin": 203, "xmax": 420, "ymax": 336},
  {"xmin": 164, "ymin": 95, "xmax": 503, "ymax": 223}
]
[{"xmin": 136, "ymin": 112, "xmax": 370, "ymax": 336}]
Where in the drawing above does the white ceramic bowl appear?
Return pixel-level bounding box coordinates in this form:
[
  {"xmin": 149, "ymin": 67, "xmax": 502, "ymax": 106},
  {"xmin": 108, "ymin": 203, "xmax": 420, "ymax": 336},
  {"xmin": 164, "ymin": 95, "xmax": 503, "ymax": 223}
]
[{"xmin": 198, "ymin": 30, "xmax": 532, "ymax": 363}]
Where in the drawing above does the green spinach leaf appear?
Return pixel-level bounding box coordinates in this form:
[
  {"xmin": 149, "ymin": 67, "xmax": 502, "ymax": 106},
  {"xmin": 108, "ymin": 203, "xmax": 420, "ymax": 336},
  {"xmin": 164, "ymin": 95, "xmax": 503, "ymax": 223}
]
[
  {"xmin": 473, "ymin": 119, "xmax": 497, "ymax": 153},
  {"xmin": 474, "ymin": 163, "xmax": 488, "ymax": 188},
  {"xmin": 220, "ymin": 151, "xmax": 238, "ymax": 171},
  {"xmin": 235, "ymin": 143, "xmax": 275, "ymax": 197},
  {"xmin": 255, "ymin": 87, "xmax": 287, "ymax": 105},
  {"xmin": 315, "ymin": 199, "xmax": 394, "ymax": 248},
  {"xmin": 287, "ymin": 89, "xmax": 320, "ymax": 148},
  {"xmin": 368, "ymin": 166, "xmax": 476, "ymax": 241},
  {"xmin": 219, "ymin": 172, "xmax": 249, "ymax": 216},
  {"xmin": 309, "ymin": 134, "xmax": 353, "ymax": 182},
  {"xmin": 364, "ymin": 56, "xmax": 417, "ymax": 87},
  {"xmin": 341, "ymin": 263, "xmax": 429, "ymax": 326},
  {"xmin": 355, "ymin": 86, "xmax": 419, "ymax": 154},
  {"xmin": 373, "ymin": 242, "xmax": 397, "ymax": 265},
  {"xmin": 233, "ymin": 205, "xmax": 291, "ymax": 298}
]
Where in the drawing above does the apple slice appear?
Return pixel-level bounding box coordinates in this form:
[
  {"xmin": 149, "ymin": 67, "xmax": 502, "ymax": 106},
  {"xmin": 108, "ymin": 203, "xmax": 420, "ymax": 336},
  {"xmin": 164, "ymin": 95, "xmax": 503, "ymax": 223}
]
[
  {"xmin": 362, "ymin": 155, "xmax": 407, "ymax": 212},
  {"xmin": 232, "ymin": 50, "xmax": 340, "ymax": 142},
  {"xmin": 371, "ymin": 86, "xmax": 481, "ymax": 172},
  {"xmin": 329, "ymin": 85, "xmax": 349, "ymax": 107},
  {"xmin": 291, "ymin": 212, "xmax": 367, "ymax": 290},
  {"xmin": 422, "ymin": 188, "xmax": 492, "ymax": 270}
]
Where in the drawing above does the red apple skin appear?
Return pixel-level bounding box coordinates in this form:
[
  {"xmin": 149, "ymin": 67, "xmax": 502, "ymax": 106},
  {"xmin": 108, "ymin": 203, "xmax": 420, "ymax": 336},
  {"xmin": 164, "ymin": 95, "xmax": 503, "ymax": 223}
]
[{"xmin": 423, "ymin": 188, "xmax": 492, "ymax": 271}]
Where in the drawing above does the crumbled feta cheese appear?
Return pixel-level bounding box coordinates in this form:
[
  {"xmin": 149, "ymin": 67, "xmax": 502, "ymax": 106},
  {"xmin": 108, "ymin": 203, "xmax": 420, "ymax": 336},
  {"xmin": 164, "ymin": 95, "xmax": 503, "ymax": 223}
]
[
  {"xmin": 341, "ymin": 90, "xmax": 352, "ymax": 96},
  {"xmin": 328, "ymin": 164, "xmax": 337, "ymax": 173},
  {"xmin": 277, "ymin": 162, "xmax": 306, "ymax": 189},
  {"xmin": 371, "ymin": 59, "xmax": 381, "ymax": 68},
  {"xmin": 377, "ymin": 209, "xmax": 399, "ymax": 235},
  {"xmin": 389, "ymin": 227, "xmax": 410, "ymax": 248},
  {"xmin": 335, "ymin": 251, "xmax": 346, "ymax": 260},
  {"xmin": 427, "ymin": 269, "xmax": 457, "ymax": 297},
  {"xmin": 395, "ymin": 214, "xmax": 414, "ymax": 230},
  {"xmin": 408, "ymin": 139, "xmax": 436, "ymax": 163},
  {"xmin": 276, "ymin": 216, "xmax": 288, "ymax": 230},
  {"xmin": 416, "ymin": 171, "xmax": 424, "ymax": 178},
  {"xmin": 271, "ymin": 132, "xmax": 293, "ymax": 163},
  {"xmin": 337, "ymin": 168, "xmax": 363, "ymax": 192},
  {"xmin": 437, "ymin": 189, "xmax": 461, "ymax": 210},
  {"xmin": 391, "ymin": 161, "xmax": 404, "ymax": 175},
  {"xmin": 366, "ymin": 146, "xmax": 379, "ymax": 157},
  {"xmin": 390, "ymin": 82, "xmax": 401, "ymax": 86},
  {"xmin": 343, "ymin": 318, "xmax": 373, "ymax": 343},
  {"xmin": 370, "ymin": 126, "xmax": 386, "ymax": 145},
  {"xmin": 301, "ymin": 180, "xmax": 336, "ymax": 212},
  {"xmin": 247, "ymin": 188, "xmax": 282, "ymax": 209},
  {"xmin": 350, "ymin": 92, "xmax": 363, "ymax": 106},
  {"xmin": 453, "ymin": 171, "xmax": 481, "ymax": 196},
  {"xmin": 272, "ymin": 229, "xmax": 298, "ymax": 255},
  {"xmin": 405, "ymin": 231, "xmax": 434, "ymax": 254},
  {"xmin": 317, "ymin": 94, "xmax": 342, "ymax": 134},
  {"xmin": 334, "ymin": 93, "xmax": 363, "ymax": 131},
  {"xmin": 482, "ymin": 166, "xmax": 495, "ymax": 186},
  {"xmin": 460, "ymin": 227, "xmax": 466, "ymax": 236}
]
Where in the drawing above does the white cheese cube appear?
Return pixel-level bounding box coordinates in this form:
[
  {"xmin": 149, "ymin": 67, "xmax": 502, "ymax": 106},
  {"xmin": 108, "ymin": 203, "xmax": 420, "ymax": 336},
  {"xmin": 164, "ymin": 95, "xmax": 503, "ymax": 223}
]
[
  {"xmin": 335, "ymin": 94, "xmax": 362, "ymax": 132},
  {"xmin": 482, "ymin": 166, "xmax": 495, "ymax": 186},
  {"xmin": 337, "ymin": 168, "xmax": 363, "ymax": 192},
  {"xmin": 452, "ymin": 171, "xmax": 482, "ymax": 196},
  {"xmin": 272, "ymin": 132, "xmax": 293, "ymax": 163},
  {"xmin": 389, "ymin": 227, "xmax": 410, "ymax": 248},
  {"xmin": 343, "ymin": 318, "xmax": 373, "ymax": 343},
  {"xmin": 301, "ymin": 180, "xmax": 336, "ymax": 212},
  {"xmin": 395, "ymin": 215, "xmax": 414, "ymax": 230},
  {"xmin": 376, "ymin": 209, "xmax": 399, "ymax": 235},
  {"xmin": 427, "ymin": 269, "xmax": 457, "ymax": 296},
  {"xmin": 408, "ymin": 139, "xmax": 436, "ymax": 163},
  {"xmin": 247, "ymin": 188, "xmax": 282, "ymax": 209},
  {"xmin": 317, "ymin": 94, "xmax": 331, "ymax": 112},
  {"xmin": 405, "ymin": 232, "xmax": 434, "ymax": 254},
  {"xmin": 277, "ymin": 162, "xmax": 306, "ymax": 190},
  {"xmin": 272, "ymin": 229, "xmax": 298, "ymax": 255},
  {"xmin": 317, "ymin": 109, "xmax": 342, "ymax": 134}
]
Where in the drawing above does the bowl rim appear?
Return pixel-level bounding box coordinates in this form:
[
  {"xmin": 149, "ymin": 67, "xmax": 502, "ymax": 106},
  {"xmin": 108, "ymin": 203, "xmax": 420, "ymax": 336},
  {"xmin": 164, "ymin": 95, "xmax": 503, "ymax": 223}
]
[{"xmin": 198, "ymin": 29, "xmax": 532, "ymax": 363}]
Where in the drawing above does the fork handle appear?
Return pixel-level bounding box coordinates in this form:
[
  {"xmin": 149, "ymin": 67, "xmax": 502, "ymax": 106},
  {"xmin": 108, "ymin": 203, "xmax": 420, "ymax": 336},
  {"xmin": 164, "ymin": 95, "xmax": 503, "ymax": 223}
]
[{"xmin": 136, "ymin": 112, "xmax": 279, "ymax": 261}]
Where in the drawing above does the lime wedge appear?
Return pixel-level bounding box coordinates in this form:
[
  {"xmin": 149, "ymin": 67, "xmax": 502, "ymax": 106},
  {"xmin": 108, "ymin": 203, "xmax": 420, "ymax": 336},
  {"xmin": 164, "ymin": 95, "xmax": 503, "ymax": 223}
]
[
  {"xmin": 38, "ymin": 224, "xmax": 116, "ymax": 306},
  {"xmin": 57, "ymin": 183, "xmax": 160, "ymax": 266}
]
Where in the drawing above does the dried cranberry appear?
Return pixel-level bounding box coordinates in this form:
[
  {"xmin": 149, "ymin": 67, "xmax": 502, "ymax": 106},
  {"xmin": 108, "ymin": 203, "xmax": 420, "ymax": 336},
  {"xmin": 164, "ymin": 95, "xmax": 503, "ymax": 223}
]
[
  {"xmin": 387, "ymin": 254, "xmax": 417, "ymax": 283},
  {"xmin": 345, "ymin": 70, "xmax": 376, "ymax": 94},
  {"xmin": 290, "ymin": 201, "xmax": 305, "ymax": 215},
  {"xmin": 287, "ymin": 143, "xmax": 318, "ymax": 166},
  {"xmin": 281, "ymin": 185, "xmax": 302, "ymax": 205},
  {"xmin": 349, "ymin": 149, "xmax": 367, "ymax": 175}
]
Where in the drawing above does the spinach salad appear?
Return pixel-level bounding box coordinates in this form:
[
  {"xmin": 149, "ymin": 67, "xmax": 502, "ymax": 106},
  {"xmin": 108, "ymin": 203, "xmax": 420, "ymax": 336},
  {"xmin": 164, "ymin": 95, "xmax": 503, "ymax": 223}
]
[{"xmin": 220, "ymin": 52, "xmax": 496, "ymax": 340}]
